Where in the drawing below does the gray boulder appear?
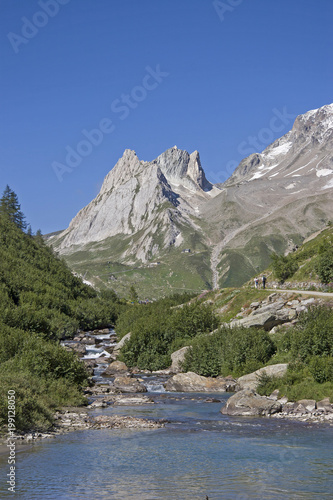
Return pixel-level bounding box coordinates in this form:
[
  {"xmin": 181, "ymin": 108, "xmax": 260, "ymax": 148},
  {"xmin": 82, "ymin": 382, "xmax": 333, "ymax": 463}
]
[
  {"xmin": 170, "ymin": 346, "xmax": 191, "ymax": 373},
  {"xmin": 102, "ymin": 360, "xmax": 128, "ymax": 376},
  {"xmin": 113, "ymin": 376, "xmax": 147, "ymax": 393},
  {"xmin": 164, "ymin": 372, "xmax": 237, "ymax": 393},
  {"xmin": 220, "ymin": 389, "xmax": 282, "ymax": 416},
  {"xmin": 113, "ymin": 332, "xmax": 131, "ymax": 358},
  {"xmin": 237, "ymin": 364, "xmax": 288, "ymax": 391}
]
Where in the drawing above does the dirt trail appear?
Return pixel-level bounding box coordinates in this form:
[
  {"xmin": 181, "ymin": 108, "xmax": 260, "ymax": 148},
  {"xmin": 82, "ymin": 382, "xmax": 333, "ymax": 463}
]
[{"xmin": 266, "ymin": 289, "xmax": 333, "ymax": 297}]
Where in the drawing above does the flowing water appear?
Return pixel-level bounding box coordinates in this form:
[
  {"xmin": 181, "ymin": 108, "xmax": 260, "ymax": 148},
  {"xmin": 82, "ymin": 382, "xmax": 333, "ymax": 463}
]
[
  {"xmin": 1, "ymin": 392, "xmax": 332, "ymax": 500},
  {"xmin": 1, "ymin": 331, "xmax": 332, "ymax": 499}
]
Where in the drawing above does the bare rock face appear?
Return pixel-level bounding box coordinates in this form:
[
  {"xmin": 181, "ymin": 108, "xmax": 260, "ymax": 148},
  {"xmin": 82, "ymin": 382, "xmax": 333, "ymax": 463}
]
[
  {"xmin": 50, "ymin": 147, "xmax": 219, "ymax": 264},
  {"xmin": 237, "ymin": 364, "xmax": 288, "ymax": 391},
  {"xmin": 220, "ymin": 389, "xmax": 282, "ymax": 416},
  {"xmin": 164, "ymin": 372, "xmax": 237, "ymax": 392}
]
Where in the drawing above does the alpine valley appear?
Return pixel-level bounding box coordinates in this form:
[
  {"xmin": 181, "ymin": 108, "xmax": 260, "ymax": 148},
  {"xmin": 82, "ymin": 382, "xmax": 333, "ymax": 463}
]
[{"xmin": 48, "ymin": 104, "xmax": 333, "ymax": 297}]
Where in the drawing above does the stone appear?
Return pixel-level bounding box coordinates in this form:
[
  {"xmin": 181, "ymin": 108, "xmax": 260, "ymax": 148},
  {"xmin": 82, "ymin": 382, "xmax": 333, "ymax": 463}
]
[
  {"xmin": 113, "ymin": 394, "xmax": 154, "ymax": 406},
  {"xmin": 81, "ymin": 336, "xmax": 96, "ymax": 345},
  {"xmin": 268, "ymin": 389, "xmax": 280, "ymax": 401},
  {"xmin": 88, "ymin": 400, "xmax": 109, "ymax": 408},
  {"xmin": 164, "ymin": 372, "xmax": 237, "ymax": 392},
  {"xmin": 301, "ymin": 298, "xmax": 315, "ymax": 305},
  {"xmin": 317, "ymin": 398, "xmax": 331, "ymax": 411},
  {"xmin": 170, "ymin": 346, "xmax": 191, "ymax": 373},
  {"xmin": 113, "ymin": 376, "xmax": 147, "ymax": 393},
  {"xmin": 82, "ymin": 359, "xmax": 97, "ymax": 376},
  {"xmin": 220, "ymin": 389, "xmax": 282, "ymax": 416},
  {"xmin": 91, "ymin": 415, "xmax": 163, "ymax": 429},
  {"xmin": 94, "ymin": 357, "xmax": 109, "ymax": 364},
  {"xmin": 102, "ymin": 360, "xmax": 128, "ymax": 376},
  {"xmin": 231, "ymin": 306, "xmax": 292, "ymax": 331},
  {"xmin": 67, "ymin": 343, "xmax": 86, "ymax": 356},
  {"xmin": 237, "ymin": 364, "xmax": 288, "ymax": 391},
  {"xmin": 113, "ymin": 332, "xmax": 131, "ymax": 358},
  {"xmin": 296, "ymin": 399, "xmax": 317, "ymax": 412}
]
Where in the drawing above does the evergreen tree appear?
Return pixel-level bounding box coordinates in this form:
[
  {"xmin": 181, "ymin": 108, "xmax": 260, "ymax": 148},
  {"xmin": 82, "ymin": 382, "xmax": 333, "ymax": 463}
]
[{"xmin": 0, "ymin": 185, "xmax": 27, "ymax": 231}]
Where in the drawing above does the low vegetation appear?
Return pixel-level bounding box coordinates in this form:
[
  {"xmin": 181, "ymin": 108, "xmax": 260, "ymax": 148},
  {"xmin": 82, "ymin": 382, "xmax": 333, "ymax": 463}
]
[
  {"xmin": 118, "ymin": 296, "xmax": 218, "ymax": 371},
  {"xmin": 0, "ymin": 187, "xmax": 123, "ymax": 432},
  {"xmin": 270, "ymin": 226, "xmax": 333, "ymax": 285}
]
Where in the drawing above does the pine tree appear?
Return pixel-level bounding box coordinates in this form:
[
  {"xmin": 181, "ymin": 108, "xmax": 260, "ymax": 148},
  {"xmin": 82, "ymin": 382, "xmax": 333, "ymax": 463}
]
[{"xmin": 0, "ymin": 185, "xmax": 27, "ymax": 231}]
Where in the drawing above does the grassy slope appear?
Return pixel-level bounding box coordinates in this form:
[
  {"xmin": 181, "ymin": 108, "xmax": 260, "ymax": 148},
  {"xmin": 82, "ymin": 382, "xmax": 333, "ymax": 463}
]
[{"xmin": 58, "ymin": 222, "xmax": 213, "ymax": 299}]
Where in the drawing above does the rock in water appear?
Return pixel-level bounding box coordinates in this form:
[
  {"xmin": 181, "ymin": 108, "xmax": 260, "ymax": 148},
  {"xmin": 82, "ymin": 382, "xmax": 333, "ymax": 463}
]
[
  {"xmin": 102, "ymin": 360, "xmax": 128, "ymax": 376},
  {"xmin": 113, "ymin": 376, "xmax": 147, "ymax": 393},
  {"xmin": 164, "ymin": 372, "xmax": 238, "ymax": 392},
  {"xmin": 220, "ymin": 389, "xmax": 282, "ymax": 416}
]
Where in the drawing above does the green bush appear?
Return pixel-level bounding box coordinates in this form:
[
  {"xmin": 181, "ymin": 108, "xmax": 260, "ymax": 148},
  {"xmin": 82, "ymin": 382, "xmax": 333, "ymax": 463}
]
[
  {"xmin": 308, "ymin": 356, "xmax": 333, "ymax": 383},
  {"xmin": 315, "ymin": 248, "xmax": 333, "ymax": 284},
  {"xmin": 271, "ymin": 252, "xmax": 299, "ymax": 282},
  {"xmin": 182, "ymin": 325, "xmax": 276, "ymax": 377},
  {"xmin": 120, "ymin": 300, "xmax": 218, "ymax": 371},
  {"xmin": 290, "ymin": 306, "xmax": 333, "ymax": 359}
]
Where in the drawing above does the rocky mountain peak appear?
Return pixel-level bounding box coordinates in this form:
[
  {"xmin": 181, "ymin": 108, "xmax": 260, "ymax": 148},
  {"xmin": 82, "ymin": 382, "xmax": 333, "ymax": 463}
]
[
  {"xmin": 100, "ymin": 149, "xmax": 142, "ymax": 195},
  {"xmin": 223, "ymin": 103, "xmax": 333, "ymax": 186},
  {"xmin": 292, "ymin": 103, "xmax": 333, "ymax": 143},
  {"xmin": 155, "ymin": 147, "xmax": 213, "ymax": 192}
]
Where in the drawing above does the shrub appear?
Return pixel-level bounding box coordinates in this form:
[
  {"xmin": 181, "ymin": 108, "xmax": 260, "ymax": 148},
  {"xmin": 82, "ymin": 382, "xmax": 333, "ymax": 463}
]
[
  {"xmin": 315, "ymin": 248, "xmax": 333, "ymax": 284},
  {"xmin": 182, "ymin": 325, "xmax": 276, "ymax": 377},
  {"xmin": 308, "ymin": 356, "xmax": 333, "ymax": 383},
  {"xmin": 290, "ymin": 306, "xmax": 333, "ymax": 359},
  {"xmin": 271, "ymin": 253, "xmax": 298, "ymax": 282}
]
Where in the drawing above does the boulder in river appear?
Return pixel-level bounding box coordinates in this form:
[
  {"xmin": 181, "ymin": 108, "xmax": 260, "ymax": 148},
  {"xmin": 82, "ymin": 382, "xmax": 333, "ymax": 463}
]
[
  {"xmin": 220, "ymin": 389, "xmax": 282, "ymax": 416},
  {"xmin": 65, "ymin": 343, "xmax": 87, "ymax": 356},
  {"xmin": 102, "ymin": 360, "xmax": 128, "ymax": 376},
  {"xmin": 113, "ymin": 376, "xmax": 147, "ymax": 393},
  {"xmin": 164, "ymin": 372, "xmax": 238, "ymax": 392}
]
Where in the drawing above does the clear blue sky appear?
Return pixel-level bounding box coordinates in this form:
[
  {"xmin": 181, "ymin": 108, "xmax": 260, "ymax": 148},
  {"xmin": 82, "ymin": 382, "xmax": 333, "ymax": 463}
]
[{"xmin": 1, "ymin": 0, "xmax": 332, "ymax": 233}]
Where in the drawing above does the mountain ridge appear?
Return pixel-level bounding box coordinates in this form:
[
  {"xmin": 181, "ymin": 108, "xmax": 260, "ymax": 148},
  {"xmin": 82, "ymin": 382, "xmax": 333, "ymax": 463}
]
[{"xmin": 48, "ymin": 103, "xmax": 333, "ymax": 297}]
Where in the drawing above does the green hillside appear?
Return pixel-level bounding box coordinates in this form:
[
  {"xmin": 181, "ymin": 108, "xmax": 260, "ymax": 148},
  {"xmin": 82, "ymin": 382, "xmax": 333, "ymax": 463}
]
[
  {"xmin": 0, "ymin": 190, "xmax": 122, "ymax": 432},
  {"xmin": 269, "ymin": 225, "xmax": 333, "ymax": 287}
]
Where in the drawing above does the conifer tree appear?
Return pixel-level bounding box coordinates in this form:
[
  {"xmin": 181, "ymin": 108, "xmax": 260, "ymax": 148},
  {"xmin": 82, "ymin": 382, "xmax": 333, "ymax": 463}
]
[{"xmin": 0, "ymin": 185, "xmax": 27, "ymax": 231}]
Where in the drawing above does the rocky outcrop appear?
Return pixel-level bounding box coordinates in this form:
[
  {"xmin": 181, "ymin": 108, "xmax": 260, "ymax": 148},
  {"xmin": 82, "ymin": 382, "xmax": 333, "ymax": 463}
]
[
  {"xmin": 220, "ymin": 389, "xmax": 282, "ymax": 416},
  {"xmin": 113, "ymin": 376, "xmax": 147, "ymax": 393},
  {"xmin": 237, "ymin": 364, "xmax": 288, "ymax": 391},
  {"xmin": 231, "ymin": 299, "xmax": 297, "ymax": 331},
  {"xmin": 229, "ymin": 293, "xmax": 322, "ymax": 332},
  {"xmin": 170, "ymin": 346, "xmax": 191, "ymax": 373},
  {"xmin": 164, "ymin": 372, "xmax": 238, "ymax": 392}
]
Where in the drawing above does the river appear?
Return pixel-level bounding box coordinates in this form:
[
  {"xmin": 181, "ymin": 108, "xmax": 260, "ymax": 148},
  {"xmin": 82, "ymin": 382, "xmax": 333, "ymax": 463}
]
[{"xmin": 1, "ymin": 332, "xmax": 332, "ymax": 499}]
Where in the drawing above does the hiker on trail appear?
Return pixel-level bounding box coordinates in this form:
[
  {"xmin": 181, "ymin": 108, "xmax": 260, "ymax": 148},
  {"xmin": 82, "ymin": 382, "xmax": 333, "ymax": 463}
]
[
  {"xmin": 254, "ymin": 277, "xmax": 259, "ymax": 289},
  {"xmin": 262, "ymin": 275, "xmax": 267, "ymax": 289}
]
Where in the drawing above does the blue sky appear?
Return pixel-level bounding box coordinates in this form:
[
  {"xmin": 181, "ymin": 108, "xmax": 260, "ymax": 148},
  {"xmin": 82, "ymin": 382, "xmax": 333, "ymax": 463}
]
[{"xmin": 1, "ymin": 0, "xmax": 332, "ymax": 233}]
